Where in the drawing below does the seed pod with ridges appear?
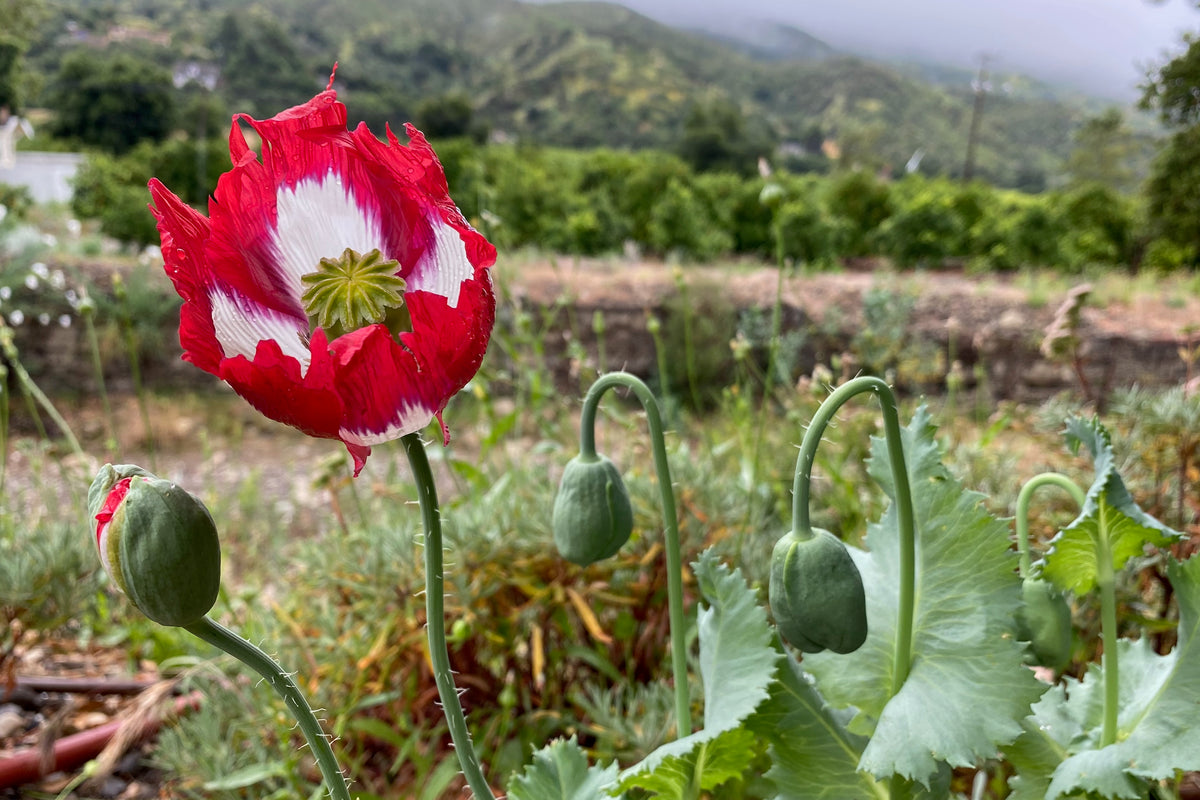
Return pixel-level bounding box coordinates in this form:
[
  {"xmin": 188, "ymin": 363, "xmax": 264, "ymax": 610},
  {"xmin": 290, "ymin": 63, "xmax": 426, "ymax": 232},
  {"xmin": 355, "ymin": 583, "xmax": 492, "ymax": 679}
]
[
  {"xmin": 89, "ymin": 464, "xmax": 221, "ymax": 627},
  {"xmin": 1016, "ymin": 577, "xmax": 1073, "ymax": 672},
  {"xmin": 553, "ymin": 453, "xmax": 634, "ymax": 567},
  {"xmin": 769, "ymin": 527, "xmax": 868, "ymax": 654}
]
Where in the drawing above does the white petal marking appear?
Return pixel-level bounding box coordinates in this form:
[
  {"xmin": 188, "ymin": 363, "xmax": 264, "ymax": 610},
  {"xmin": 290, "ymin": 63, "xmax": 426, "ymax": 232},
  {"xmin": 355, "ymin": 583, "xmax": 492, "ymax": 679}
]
[
  {"xmin": 339, "ymin": 401, "xmax": 434, "ymax": 446},
  {"xmin": 96, "ymin": 519, "xmax": 115, "ymax": 583},
  {"xmin": 210, "ymin": 290, "xmax": 311, "ymax": 371},
  {"xmin": 408, "ymin": 218, "xmax": 473, "ymax": 309},
  {"xmin": 270, "ymin": 171, "xmax": 386, "ymax": 302}
]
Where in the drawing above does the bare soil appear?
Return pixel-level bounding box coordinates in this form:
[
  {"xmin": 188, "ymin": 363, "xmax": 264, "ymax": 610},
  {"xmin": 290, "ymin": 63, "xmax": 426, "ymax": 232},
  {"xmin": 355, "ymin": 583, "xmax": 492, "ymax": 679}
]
[{"xmin": 498, "ymin": 257, "xmax": 1200, "ymax": 341}]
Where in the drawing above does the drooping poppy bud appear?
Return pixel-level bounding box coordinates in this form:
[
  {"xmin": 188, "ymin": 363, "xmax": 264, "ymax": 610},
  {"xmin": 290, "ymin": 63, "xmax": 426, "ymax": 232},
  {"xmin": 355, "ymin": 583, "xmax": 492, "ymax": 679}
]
[
  {"xmin": 89, "ymin": 464, "xmax": 221, "ymax": 627},
  {"xmin": 769, "ymin": 527, "xmax": 868, "ymax": 654},
  {"xmin": 758, "ymin": 182, "xmax": 785, "ymax": 209},
  {"xmin": 1016, "ymin": 577, "xmax": 1073, "ymax": 672},
  {"xmin": 553, "ymin": 453, "xmax": 634, "ymax": 567}
]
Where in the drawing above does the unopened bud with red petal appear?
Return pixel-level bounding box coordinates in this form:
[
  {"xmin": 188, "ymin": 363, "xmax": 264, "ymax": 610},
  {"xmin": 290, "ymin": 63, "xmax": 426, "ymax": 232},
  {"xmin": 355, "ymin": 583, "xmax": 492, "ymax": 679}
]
[{"xmin": 88, "ymin": 464, "xmax": 221, "ymax": 627}]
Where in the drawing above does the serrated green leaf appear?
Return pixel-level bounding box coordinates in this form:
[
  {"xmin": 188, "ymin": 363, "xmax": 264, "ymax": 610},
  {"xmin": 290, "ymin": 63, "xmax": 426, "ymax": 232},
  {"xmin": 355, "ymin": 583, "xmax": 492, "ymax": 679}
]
[
  {"xmin": 1001, "ymin": 691, "xmax": 1079, "ymax": 800},
  {"xmin": 615, "ymin": 551, "xmax": 779, "ymax": 795},
  {"xmin": 692, "ymin": 551, "xmax": 780, "ymax": 731},
  {"xmin": 748, "ymin": 652, "xmax": 884, "ymax": 800},
  {"xmin": 506, "ymin": 737, "xmax": 619, "ymax": 800},
  {"xmin": 1012, "ymin": 556, "xmax": 1200, "ymax": 800},
  {"xmin": 803, "ymin": 406, "xmax": 1044, "ymax": 786},
  {"xmin": 619, "ymin": 729, "xmax": 762, "ymax": 799},
  {"xmin": 1043, "ymin": 416, "xmax": 1183, "ymax": 595}
]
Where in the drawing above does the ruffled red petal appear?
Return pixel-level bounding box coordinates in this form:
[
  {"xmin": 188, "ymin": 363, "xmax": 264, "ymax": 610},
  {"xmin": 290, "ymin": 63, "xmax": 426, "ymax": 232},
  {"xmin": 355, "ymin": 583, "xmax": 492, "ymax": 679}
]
[
  {"xmin": 149, "ymin": 180, "xmax": 224, "ymax": 374},
  {"xmin": 329, "ymin": 324, "xmax": 440, "ymax": 442},
  {"xmin": 216, "ymin": 327, "xmax": 344, "ymax": 441}
]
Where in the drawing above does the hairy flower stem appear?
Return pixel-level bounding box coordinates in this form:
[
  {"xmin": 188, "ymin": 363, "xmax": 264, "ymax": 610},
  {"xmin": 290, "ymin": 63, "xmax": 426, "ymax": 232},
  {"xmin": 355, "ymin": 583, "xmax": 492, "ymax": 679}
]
[
  {"xmin": 579, "ymin": 372, "xmax": 693, "ymax": 739},
  {"xmin": 403, "ymin": 432, "xmax": 496, "ymax": 799},
  {"xmin": 743, "ymin": 229, "xmax": 787, "ymax": 541},
  {"xmin": 1096, "ymin": 507, "xmax": 1120, "ymax": 747},
  {"xmin": 0, "ymin": 362, "xmax": 8, "ymax": 496},
  {"xmin": 792, "ymin": 377, "xmax": 916, "ymax": 696},
  {"xmin": 0, "ymin": 325, "xmax": 85, "ymax": 461},
  {"xmin": 113, "ymin": 277, "xmax": 157, "ymax": 470},
  {"xmin": 81, "ymin": 307, "xmax": 118, "ymax": 454},
  {"xmin": 184, "ymin": 616, "xmax": 351, "ymax": 800},
  {"xmin": 1014, "ymin": 473, "xmax": 1086, "ymax": 578},
  {"xmin": 674, "ymin": 272, "xmax": 702, "ymax": 412}
]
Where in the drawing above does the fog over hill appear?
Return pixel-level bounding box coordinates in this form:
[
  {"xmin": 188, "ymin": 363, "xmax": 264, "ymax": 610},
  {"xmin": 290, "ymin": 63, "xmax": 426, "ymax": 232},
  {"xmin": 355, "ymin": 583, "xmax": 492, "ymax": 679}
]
[{"xmin": 537, "ymin": 0, "xmax": 1200, "ymax": 100}]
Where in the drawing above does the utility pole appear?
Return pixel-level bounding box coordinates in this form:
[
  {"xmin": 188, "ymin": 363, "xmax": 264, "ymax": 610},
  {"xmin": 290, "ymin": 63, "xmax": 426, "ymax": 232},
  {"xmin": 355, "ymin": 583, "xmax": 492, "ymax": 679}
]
[{"xmin": 962, "ymin": 54, "xmax": 991, "ymax": 183}]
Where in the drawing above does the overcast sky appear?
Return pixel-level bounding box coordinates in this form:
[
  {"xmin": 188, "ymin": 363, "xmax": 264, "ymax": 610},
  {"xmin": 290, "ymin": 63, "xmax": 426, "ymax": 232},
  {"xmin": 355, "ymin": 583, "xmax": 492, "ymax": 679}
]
[{"xmin": 558, "ymin": 0, "xmax": 1200, "ymax": 100}]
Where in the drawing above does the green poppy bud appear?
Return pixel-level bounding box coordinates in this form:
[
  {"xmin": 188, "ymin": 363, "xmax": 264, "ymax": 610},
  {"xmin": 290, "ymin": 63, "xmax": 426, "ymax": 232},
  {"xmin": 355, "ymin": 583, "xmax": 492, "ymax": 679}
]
[
  {"xmin": 769, "ymin": 527, "xmax": 868, "ymax": 654},
  {"xmin": 758, "ymin": 182, "xmax": 785, "ymax": 209},
  {"xmin": 553, "ymin": 453, "xmax": 634, "ymax": 567},
  {"xmin": 89, "ymin": 464, "xmax": 221, "ymax": 627},
  {"xmin": 1016, "ymin": 577, "xmax": 1073, "ymax": 672}
]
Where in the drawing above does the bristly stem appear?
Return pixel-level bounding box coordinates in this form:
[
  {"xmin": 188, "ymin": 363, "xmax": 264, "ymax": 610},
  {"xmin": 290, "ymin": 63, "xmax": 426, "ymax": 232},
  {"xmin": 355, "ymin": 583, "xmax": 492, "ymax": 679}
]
[
  {"xmin": 0, "ymin": 323, "xmax": 86, "ymax": 461},
  {"xmin": 1096, "ymin": 502, "xmax": 1120, "ymax": 747},
  {"xmin": 1015, "ymin": 472, "xmax": 1086, "ymax": 578},
  {"xmin": 0, "ymin": 360, "xmax": 9, "ymax": 496},
  {"xmin": 792, "ymin": 376, "xmax": 916, "ymax": 696},
  {"xmin": 673, "ymin": 271, "xmax": 702, "ymax": 412},
  {"xmin": 743, "ymin": 225, "xmax": 788, "ymax": 542},
  {"xmin": 184, "ymin": 616, "xmax": 351, "ymax": 800},
  {"xmin": 80, "ymin": 297, "xmax": 118, "ymax": 455},
  {"xmin": 402, "ymin": 432, "xmax": 496, "ymax": 799},
  {"xmin": 113, "ymin": 275, "xmax": 157, "ymax": 470},
  {"xmin": 578, "ymin": 371, "xmax": 693, "ymax": 739}
]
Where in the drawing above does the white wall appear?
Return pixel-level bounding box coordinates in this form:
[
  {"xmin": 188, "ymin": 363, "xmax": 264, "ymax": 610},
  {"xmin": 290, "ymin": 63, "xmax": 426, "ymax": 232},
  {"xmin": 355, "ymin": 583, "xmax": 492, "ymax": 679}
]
[{"xmin": 0, "ymin": 152, "xmax": 85, "ymax": 205}]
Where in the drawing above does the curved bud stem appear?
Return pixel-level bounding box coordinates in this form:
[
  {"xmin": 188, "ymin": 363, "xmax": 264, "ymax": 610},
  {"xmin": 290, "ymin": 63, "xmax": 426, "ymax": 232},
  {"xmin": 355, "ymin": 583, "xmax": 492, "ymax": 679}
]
[
  {"xmin": 792, "ymin": 376, "xmax": 916, "ymax": 696},
  {"xmin": 402, "ymin": 432, "xmax": 496, "ymax": 799},
  {"xmin": 184, "ymin": 617, "xmax": 351, "ymax": 800},
  {"xmin": 1017, "ymin": 472, "xmax": 1119, "ymax": 744},
  {"xmin": 579, "ymin": 371, "xmax": 692, "ymax": 739},
  {"xmin": 1014, "ymin": 472, "xmax": 1086, "ymax": 578}
]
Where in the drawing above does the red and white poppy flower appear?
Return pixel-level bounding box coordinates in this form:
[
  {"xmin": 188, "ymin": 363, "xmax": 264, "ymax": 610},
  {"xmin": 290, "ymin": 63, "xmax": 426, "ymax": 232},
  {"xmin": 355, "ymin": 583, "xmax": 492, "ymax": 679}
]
[{"xmin": 149, "ymin": 77, "xmax": 496, "ymax": 475}]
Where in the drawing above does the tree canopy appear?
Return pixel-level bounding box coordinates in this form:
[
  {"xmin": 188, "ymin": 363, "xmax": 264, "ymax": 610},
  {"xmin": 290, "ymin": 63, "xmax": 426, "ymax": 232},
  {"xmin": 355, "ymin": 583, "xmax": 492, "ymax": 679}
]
[{"xmin": 47, "ymin": 49, "xmax": 175, "ymax": 153}]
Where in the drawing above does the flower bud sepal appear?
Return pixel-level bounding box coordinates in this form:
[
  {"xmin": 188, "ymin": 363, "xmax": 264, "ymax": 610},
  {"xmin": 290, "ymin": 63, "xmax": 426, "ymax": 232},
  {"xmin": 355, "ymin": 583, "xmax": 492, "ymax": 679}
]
[
  {"xmin": 552, "ymin": 452, "xmax": 634, "ymax": 567},
  {"xmin": 89, "ymin": 464, "xmax": 221, "ymax": 627},
  {"xmin": 769, "ymin": 526, "xmax": 868, "ymax": 654}
]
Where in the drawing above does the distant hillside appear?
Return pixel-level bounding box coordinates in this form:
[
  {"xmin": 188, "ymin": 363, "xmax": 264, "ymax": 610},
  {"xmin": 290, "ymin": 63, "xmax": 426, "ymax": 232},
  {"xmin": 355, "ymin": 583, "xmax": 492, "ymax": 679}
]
[
  {"xmin": 690, "ymin": 19, "xmax": 838, "ymax": 62},
  {"xmin": 25, "ymin": 0, "xmax": 1100, "ymax": 188}
]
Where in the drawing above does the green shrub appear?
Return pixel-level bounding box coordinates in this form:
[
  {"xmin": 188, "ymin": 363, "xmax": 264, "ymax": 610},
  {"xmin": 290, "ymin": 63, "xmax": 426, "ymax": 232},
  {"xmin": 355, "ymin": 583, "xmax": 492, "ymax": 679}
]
[
  {"xmin": 72, "ymin": 136, "xmax": 238, "ymax": 246},
  {"xmin": 824, "ymin": 169, "xmax": 893, "ymax": 257},
  {"xmin": 1060, "ymin": 182, "xmax": 1136, "ymax": 269},
  {"xmin": 1008, "ymin": 197, "xmax": 1067, "ymax": 269},
  {"xmin": 1140, "ymin": 237, "xmax": 1197, "ymax": 271},
  {"xmin": 646, "ymin": 177, "xmax": 732, "ymax": 261},
  {"xmin": 0, "ymin": 182, "xmax": 34, "ymax": 222},
  {"xmin": 878, "ymin": 180, "xmax": 964, "ymax": 268},
  {"xmin": 776, "ymin": 197, "xmax": 840, "ymax": 267},
  {"xmin": 71, "ymin": 154, "xmax": 159, "ymax": 246}
]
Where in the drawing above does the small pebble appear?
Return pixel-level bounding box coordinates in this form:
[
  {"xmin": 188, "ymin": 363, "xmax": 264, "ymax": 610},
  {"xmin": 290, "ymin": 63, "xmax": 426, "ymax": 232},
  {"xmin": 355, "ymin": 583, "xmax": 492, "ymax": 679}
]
[{"xmin": 0, "ymin": 708, "xmax": 24, "ymax": 739}]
